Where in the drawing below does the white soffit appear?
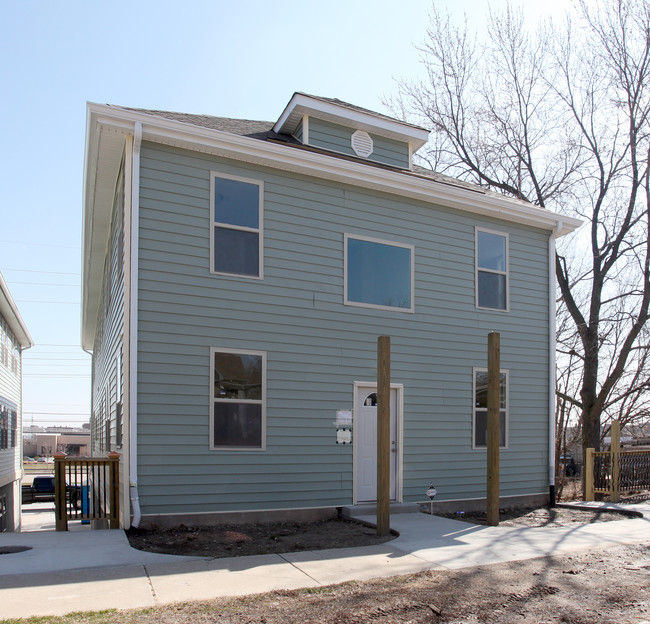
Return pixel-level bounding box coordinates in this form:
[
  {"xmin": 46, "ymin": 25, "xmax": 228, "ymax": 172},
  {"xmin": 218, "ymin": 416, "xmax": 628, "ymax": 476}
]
[{"xmin": 273, "ymin": 93, "xmax": 430, "ymax": 151}]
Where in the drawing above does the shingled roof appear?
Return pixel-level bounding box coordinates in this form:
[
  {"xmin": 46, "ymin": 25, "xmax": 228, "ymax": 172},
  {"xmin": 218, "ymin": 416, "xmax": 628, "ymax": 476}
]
[{"xmin": 109, "ymin": 103, "xmax": 488, "ymax": 196}]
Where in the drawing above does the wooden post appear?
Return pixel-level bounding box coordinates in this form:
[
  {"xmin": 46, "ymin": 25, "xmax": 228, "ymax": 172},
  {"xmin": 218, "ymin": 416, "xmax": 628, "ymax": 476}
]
[
  {"xmin": 610, "ymin": 420, "xmax": 620, "ymax": 503},
  {"xmin": 108, "ymin": 452, "xmax": 121, "ymax": 529},
  {"xmin": 486, "ymin": 332, "xmax": 500, "ymax": 526},
  {"xmin": 585, "ymin": 448, "xmax": 594, "ymax": 501},
  {"xmin": 53, "ymin": 452, "xmax": 68, "ymax": 532},
  {"xmin": 377, "ymin": 336, "xmax": 391, "ymax": 537}
]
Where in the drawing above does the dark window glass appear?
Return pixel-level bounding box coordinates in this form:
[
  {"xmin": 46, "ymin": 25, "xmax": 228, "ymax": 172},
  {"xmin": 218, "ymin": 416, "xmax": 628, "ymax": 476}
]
[
  {"xmin": 213, "ymin": 403, "xmax": 262, "ymax": 448},
  {"xmin": 213, "ymin": 351, "xmax": 263, "ymax": 448},
  {"xmin": 478, "ymin": 272, "xmax": 507, "ymax": 310},
  {"xmin": 347, "ymin": 238, "xmax": 412, "ymax": 309},
  {"xmin": 213, "ymin": 177, "xmax": 260, "ymax": 229},
  {"xmin": 477, "ymin": 231, "xmax": 506, "ymax": 271},
  {"xmin": 213, "ymin": 352, "xmax": 262, "ymax": 400},
  {"xmin": 474, "ymin": 411, "xmax": 507, "ymax": 447},
  {"xmin": 477, "ymin": 231, "xmax": 507, "ymax": 310},
  {"xmin": 213, "ymin": 227, "xmax": 259, "ymax": 276}
]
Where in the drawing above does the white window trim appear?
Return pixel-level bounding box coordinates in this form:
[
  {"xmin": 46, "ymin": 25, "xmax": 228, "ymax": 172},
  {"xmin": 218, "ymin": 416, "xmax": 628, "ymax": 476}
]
[
  {"xmin": 210, "ymin": 171, "xmax": 264, "ymax": 280},
  {"xmin": 472, "ymin": 367, "xmax": 509, "ymax": 450},
  {"xmin": 209, "ymin": 347, "xmax": 267, "ymax": 451},
  {"xmin": 344, "ymin": 233, "xmax": 415, "ymax": 313},
  {"xmin": 475, "ymin": 227, "xmax": 509, "ymax": 312}
]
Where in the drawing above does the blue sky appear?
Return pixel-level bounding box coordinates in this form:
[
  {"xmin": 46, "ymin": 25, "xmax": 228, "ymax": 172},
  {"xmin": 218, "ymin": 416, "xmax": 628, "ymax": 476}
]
[{"xmin": 0, "ymin": 0, "xmax": 572, "ymax": 427}]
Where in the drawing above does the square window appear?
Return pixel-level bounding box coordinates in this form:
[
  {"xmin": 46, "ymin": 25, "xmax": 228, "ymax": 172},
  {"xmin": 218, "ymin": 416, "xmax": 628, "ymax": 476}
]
[
  {"xmin": 476, "ymin": 229, "xmax": 508, "ymax": 310},
  {"xmin": 345, "ymin": 234, "xmax": 414, "ymax": 312},
  {"xmin": 210, "ymin": 173, "xmax": 263, "ymax": 278},
  {"xmin": 473, "ymin": 368, "xmax": 508, "ymax": 448},
  {"xmin": 210, "ymin": 349, "xmax": 266, "ymax": 450}
]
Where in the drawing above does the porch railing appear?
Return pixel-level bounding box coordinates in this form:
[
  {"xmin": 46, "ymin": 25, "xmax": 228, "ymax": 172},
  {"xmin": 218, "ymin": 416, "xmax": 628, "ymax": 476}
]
[{"xmin": 53, "ymin": 452, "xmax": 120, "ymax": 531}]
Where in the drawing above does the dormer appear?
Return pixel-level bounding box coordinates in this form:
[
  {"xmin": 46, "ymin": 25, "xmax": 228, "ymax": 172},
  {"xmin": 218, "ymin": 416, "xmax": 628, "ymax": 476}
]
[{"xmin": 273, "ymin": 93, "xmax": 430, "ymax": 170}]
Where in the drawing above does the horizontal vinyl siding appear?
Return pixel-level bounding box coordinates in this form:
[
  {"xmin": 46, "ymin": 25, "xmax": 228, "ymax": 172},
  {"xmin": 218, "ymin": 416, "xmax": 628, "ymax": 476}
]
[
  {"xmin": 91, "ymin": 166, "xmax": 125, "ymax": 454},
  {"xmin": 0, "ymin": 318, "xmax": 22, "ymax": 485},
  {"xmin": 307, "ymin": 118, "xmax": 410, "ymax": 168},
  {"xmin": 136, "ymin": 142, "xmax": 551, "ymax": 515}
]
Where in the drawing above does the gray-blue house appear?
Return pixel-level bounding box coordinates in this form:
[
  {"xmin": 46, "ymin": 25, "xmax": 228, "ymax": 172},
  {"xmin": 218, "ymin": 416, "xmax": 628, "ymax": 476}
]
[{"xmin": 82, "ymin": 93, "xmax": 581, "ymax": 528}]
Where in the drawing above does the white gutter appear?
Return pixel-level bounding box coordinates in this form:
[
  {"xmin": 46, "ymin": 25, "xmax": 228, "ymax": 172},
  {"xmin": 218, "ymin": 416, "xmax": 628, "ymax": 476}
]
[
  {"xmin": 129, "ymin": 122, "xmax": 142, "ymax": 528},
  {"xmin": 549, "ymin": 221, "xmax": 563, "ymax": 505}
]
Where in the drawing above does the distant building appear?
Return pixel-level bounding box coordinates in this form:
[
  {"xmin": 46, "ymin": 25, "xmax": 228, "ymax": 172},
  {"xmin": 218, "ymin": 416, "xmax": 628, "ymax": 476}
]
[
  {"xmin": 0, "ymin": 271, "xmax": 33, "ymax": 532},
  {"xmin": 23, "ymin": 425, "xmax": 90, "ymax": 458}
]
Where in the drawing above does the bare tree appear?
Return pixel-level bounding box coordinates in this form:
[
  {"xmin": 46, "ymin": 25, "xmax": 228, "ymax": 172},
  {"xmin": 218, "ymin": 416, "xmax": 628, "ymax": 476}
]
[{"xmin": 388, "ymin": 0, "xmax": 650, "ymax": 461}]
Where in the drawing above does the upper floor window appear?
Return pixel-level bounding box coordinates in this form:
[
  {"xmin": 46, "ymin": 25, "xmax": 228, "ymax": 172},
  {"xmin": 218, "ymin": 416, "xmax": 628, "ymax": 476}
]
[
  {"xmin": 473, "ymin": 368, "xmax": 508, "ymax": 448},
  {"xmin": 345, "ymin": 234, "xmax": 414, "ymax": 312},
  {"xmin": 0, "ymin": 397, "xmax": 17, "ymax": 450},
  {"xmin": 476, "ymin": 228, "xmax": 509, "ymax": 311},
  {"xmin": 210, "ymin": 348, "xmax": 266, "ymax": 450},
  {"xmin": 210, "ymin": 172, "xmax": 263, "ymax": 279}
]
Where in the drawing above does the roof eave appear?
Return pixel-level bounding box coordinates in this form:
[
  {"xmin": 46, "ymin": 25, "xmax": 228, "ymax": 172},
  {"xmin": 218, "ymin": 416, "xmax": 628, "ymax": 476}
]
[
  {"xmin": 82, "ymin": 103, "xmax": 131, "ymax": 350},
  {"xmin": 0, "ymin": 272, "xmax": 33, "ymax": 349}
]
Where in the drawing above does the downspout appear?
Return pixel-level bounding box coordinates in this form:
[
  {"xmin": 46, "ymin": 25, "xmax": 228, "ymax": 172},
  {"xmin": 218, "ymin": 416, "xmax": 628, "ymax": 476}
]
[
  {"xmin": 549, "ymin": 221, "xmax": 563, "ymax": 507},
  {"xmin": 129, "ymin": 122, "xmax": 142, "ymax": 527}
]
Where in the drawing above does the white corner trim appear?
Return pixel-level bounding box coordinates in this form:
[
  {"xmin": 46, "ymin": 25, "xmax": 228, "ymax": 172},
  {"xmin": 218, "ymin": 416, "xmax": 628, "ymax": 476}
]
[{"xmin": 128, "ymin": 123, "xmax": 142, "ymax": 527}]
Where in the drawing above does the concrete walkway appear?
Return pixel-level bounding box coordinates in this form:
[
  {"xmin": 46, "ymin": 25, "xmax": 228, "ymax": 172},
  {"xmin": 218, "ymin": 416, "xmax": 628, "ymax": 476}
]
[{"xmin": 0, "ymin": 502, "xmax": 648, "ymax": 620}]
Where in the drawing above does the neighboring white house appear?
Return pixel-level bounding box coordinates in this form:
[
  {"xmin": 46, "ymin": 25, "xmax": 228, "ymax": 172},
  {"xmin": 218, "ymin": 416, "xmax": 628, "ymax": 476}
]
[{"xmin": 0, "ymin": 270, "xmax": 32, "ymax": 532}]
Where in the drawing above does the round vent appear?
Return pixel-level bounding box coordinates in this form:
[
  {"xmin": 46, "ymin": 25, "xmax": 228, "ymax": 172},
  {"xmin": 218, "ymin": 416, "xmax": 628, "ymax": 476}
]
[{"xmin": 351, "ymin": 130, "xmax": 373, "ymax": 158}]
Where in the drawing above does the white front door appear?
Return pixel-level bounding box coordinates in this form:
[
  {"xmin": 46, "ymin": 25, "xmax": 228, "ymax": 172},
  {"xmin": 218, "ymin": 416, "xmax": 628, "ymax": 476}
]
[{"xmin": 355, "ymin": 384, "xmax": 400, "ymax": 503}]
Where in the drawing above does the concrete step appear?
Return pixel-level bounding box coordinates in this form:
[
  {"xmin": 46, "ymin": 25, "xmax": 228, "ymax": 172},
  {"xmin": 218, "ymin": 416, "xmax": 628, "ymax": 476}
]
[{"xmin": 341, "ymin": 503, "xmax": 420, "ymax": 519}]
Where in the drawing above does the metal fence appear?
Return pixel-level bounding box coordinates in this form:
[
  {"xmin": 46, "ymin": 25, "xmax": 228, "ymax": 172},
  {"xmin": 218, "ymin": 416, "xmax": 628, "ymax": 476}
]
[{"xmin": 53, "ymin": 452, "xmax": 120, "ymax": 531}]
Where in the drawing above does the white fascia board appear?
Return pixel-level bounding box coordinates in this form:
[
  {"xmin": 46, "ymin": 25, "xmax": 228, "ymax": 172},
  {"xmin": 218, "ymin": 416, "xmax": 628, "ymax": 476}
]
[
  {"xmin": 0, "ymin": 272, "xmax": 33, "ymax": 348},
  {"xmin": 273, "ymin": 93, "xmax": 431, "ymax": 152}
]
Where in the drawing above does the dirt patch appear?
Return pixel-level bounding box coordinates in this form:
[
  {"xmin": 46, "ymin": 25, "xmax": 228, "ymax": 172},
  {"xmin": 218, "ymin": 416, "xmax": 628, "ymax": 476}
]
[
  {"xmin": 126, "ymin": 506, "xmax": 632, "ymax": 559},
  {"xmin": 431, "ymin": 505, "xmax": 634, "ymax": 527},
  {"xmin": 126, "ymin": 517, "xmax": 395, "ymax": 558}
]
